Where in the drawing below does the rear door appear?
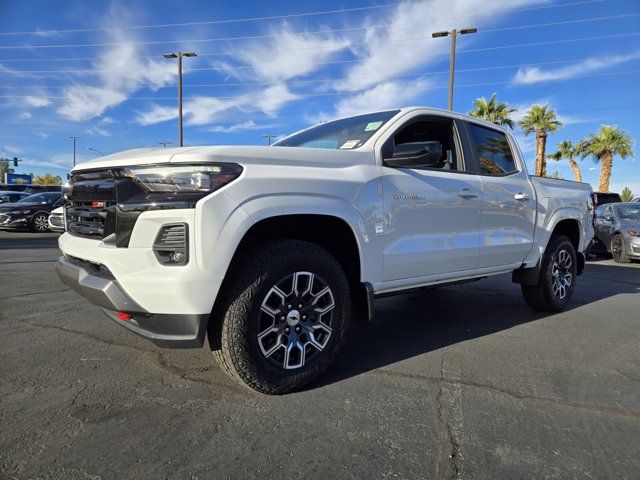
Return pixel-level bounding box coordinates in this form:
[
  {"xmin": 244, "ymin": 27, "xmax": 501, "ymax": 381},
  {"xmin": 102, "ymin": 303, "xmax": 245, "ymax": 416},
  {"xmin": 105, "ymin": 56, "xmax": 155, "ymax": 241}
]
[
  {"xmin": 378, "ymin": 113, "xmax": 483, "ymax": 281},
  {"xmin": 463, "ymin": 121, "xmax": 536, "ymax": 268}
]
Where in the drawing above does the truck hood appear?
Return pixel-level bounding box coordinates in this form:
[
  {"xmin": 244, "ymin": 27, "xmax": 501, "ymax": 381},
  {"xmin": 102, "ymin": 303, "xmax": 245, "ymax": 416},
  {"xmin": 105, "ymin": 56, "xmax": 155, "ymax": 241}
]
[{"xmin": 72, "ymin": 145, "xmax": 373, "ymax": 171}]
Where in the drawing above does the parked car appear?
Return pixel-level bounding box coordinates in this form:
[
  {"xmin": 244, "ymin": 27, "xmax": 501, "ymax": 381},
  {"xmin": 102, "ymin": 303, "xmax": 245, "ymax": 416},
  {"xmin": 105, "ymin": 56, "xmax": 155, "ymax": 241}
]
[
  {"xmin": 0, "ymin": 183, "xmax": 62, "ymax": 193},
  {"xmin": 591, "ymin": 191, "xmax": 621, "ymax": 209},
  {"xmin": 593, "ymin": 202, "xmax": 640, "ymax": 262},
  {"xmin": 55, "ymin": 107, "xmax": 594, "ymax": 394},
  {"xmin": 0, "ymin": 191, "xmax": 30, "ymax": 204},
  {"xmin": 48, "ymin": 206, "xmax": 65, "ymax": 232},
  {"xmin": 0, "ymin": 192, "xmax": 63, "ymax": 232},
  {"xmin": 632, "ymin": 197, "xmax": 639, "ymax": 202}
]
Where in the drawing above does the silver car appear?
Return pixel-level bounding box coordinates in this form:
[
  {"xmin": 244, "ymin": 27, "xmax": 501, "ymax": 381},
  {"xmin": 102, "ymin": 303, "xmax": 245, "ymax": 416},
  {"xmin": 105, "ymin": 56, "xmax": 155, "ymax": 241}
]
[{"xmin": 593, "ymin": 202, "xmax": 640, "ymax": 262}]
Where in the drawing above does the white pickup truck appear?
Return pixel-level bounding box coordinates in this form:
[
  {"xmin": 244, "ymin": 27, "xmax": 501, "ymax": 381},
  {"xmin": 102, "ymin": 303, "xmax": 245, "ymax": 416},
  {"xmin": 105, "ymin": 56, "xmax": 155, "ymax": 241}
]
[{"xmin": 56, "ymin": 107, "xmax": 594, "ymax": 394}]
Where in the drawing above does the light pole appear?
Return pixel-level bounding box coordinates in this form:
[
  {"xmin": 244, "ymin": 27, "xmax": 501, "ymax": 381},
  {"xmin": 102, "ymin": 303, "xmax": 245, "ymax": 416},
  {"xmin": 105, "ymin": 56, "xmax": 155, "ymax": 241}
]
[
  {"xmin": 163, "ymin": 52, "xmax": 197, "ymax": 147},
  {"xmin": 69, "ymin": 136, "xmax": 80, "ymax": 166},
  {"xmin": 262, "ymin": 134, "xmax": 278, "ymax": 146},
  {"xmin": 432, "ymin": 27, "xmax": 477, "ymax": 111},
  {"xmin": 87, "ymin": 147, "xmax": 104, "ymax": 156},
  {"xmin": 158, "ymin": 140, "xmax": 172, "ymax": 147}
]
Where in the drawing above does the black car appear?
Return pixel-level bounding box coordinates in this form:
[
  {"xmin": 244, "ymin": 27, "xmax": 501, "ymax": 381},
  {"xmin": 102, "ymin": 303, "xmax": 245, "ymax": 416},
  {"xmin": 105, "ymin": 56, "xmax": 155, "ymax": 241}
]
[
  {"xmin": 0, "ymin": 191, "xmax": 30, "ymax": 204},
  {"xmin": 591, "ymin": 191, "xmax": 621, "ymax": 209},
  {"xmin": 0, "ymin": 183, "xmax": 62, "ymax": 193},
  {"xmin": 0, "ymin": 192, "xmax": 64, "ymax": 232}
]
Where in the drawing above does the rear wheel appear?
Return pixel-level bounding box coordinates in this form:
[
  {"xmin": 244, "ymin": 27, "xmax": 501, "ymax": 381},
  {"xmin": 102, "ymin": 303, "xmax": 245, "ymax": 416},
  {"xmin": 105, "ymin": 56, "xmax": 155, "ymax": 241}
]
[
  {"xmin": 611, "ymin": 234, "xmax": 630, "ymax": 263},
  {"xmin": 32, "ymin": 213, "xmax": 49, "ymax": 232},
  {"xmin": 210, "ymin": 240, "xmax": 350, "ymax": 395},
  {"xmin": 521, "ymin": 234, "xmax": 577, "ymax": 312}
]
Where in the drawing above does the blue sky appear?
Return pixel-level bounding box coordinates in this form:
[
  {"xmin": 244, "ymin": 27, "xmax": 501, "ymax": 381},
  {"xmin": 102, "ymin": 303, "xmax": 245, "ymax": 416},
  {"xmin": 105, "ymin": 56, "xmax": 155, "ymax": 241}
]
[{"xmin": 1, "ymin": 0, "xmax": 639, "ymax": 192}]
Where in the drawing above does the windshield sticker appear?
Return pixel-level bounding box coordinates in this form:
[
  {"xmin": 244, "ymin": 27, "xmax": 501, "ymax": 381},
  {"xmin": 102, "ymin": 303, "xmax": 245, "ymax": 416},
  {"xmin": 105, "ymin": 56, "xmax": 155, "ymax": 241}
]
[
  {"xmin": 364, "ymin": 121, "xmax": 383, "ymax": 132},
  {"xmin": 340, "ymin": 139, "xmax": 361, "ymax": 149}
]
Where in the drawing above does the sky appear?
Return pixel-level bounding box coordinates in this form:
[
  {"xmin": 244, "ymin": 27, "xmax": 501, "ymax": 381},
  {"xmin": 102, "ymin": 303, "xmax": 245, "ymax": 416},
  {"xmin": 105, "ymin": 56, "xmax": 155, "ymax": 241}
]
[{"xmin": 0, "ymin": 0, "xmax": 639, "ymax": 193}]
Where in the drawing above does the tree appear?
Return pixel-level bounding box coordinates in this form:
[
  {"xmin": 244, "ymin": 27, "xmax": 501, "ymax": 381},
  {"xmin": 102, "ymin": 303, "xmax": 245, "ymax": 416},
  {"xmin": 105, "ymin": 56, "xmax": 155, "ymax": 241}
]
[
  {"xmin": 519, "ymin": 104, "xmax": 563, "ymax": 177},
  {"xmin": 469, "ymin": 93, "xmax": 517, "ymax": 129},
  {"xmin": 548, "ymin": 140, "xmax": 583, "ymax": 182},
  {"xmin": 32, "ymin": 173, "xmax": 62, "ymax": 185},
  {"xmin": 578, "ymin": 125, "xmax": 634, "ymax": 193},
  {"xmin": 1, "ymin": 159, "xmax": 14, "ymax": 181},
  {"xmin": 620, "ymin": 186, "xmax": 633, "ymax": 202}
]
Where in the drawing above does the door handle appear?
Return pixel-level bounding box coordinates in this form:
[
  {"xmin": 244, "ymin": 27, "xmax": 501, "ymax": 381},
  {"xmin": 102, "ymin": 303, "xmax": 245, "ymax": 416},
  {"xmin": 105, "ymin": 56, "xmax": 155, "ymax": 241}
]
[
  {"xmin": 514, "ymin": 193, "xmax": 530, "ymax": 201},
  {"xmin": 457, "ymin": 189, "xmax": 479, "ymax": 199}
]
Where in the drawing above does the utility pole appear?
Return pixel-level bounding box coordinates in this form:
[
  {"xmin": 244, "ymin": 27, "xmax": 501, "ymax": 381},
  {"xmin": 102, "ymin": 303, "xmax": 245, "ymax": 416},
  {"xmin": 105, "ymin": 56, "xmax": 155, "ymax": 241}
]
[
  {"xmin": 432, "ymin": 27, "xmax": 477, "ymax": 111},
  {"xmin": 158, "ymin": 141, "xmax": 172, "ymax": 147},
  {"xmin": 69, "ymin": 136, "xmax": 80, "ymax": 166},
  {"xmin": 163, "ymin": 52, "xmax": 197, "ymax": 147},
  {"xmin": 262, "ymin": 134, "xmax": 278, "ymax": 146}
]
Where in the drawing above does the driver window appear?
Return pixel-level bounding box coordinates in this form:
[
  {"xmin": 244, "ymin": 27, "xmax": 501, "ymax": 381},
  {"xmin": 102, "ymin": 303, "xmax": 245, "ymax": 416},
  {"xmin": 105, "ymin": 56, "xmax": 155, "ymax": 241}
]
[{"xmin": 383, "ymin": 117, "xmax": 459, "ymax": 171}]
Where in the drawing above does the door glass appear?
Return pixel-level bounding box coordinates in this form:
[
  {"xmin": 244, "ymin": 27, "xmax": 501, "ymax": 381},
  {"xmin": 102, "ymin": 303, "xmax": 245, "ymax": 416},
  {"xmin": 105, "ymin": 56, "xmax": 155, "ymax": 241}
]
[
  {"xmin": 383, "ymin": 118, "xmax": 459, "ymax": 171},
  {"xmin": 467, "ymin": 124, "xmax": 517, "ymax": 175}
]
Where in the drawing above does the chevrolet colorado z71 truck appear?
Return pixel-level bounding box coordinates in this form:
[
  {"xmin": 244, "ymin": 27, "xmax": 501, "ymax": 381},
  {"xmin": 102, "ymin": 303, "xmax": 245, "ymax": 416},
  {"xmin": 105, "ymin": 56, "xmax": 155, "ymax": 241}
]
[{"xmin": 56, "ymin": 107, "xmax": 594, "ymax": 394}]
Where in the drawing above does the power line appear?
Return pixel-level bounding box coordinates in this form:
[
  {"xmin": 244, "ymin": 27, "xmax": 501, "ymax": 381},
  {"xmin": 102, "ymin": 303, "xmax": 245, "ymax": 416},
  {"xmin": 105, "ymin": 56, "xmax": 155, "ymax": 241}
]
[
  {"xmin": 2, "ymin": 31, "xmax": 639, "ymax": 74},
  {"xmin": 0, "ymin": 0, "xmax": 605, "ymax": 37},
  {"xmin": 1, "ymin": 7, "xmax": 632, "ymax": 50},
  {"xmin": 0, "ymin": 57, "xmax": 633, "ymax": 90},
  {"xmin": 0, "ymin": 69, "xmax": 637, "ymax": 101}
]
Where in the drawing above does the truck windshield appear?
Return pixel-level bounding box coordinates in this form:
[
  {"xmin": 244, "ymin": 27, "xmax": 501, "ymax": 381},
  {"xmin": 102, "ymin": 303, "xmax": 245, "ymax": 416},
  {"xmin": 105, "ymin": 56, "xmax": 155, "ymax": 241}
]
[
  {"xmin": 274, "ymin": 110, "xmax": 400, "ymax": 150},
  {"xmin": 615, "ymin": 204, "xmax": 640, "ymax": 221}
]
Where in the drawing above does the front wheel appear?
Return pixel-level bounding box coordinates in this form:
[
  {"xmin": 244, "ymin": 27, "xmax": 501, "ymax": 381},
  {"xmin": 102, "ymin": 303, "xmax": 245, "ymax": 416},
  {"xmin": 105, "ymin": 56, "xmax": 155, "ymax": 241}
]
[
  {"xmin": 611, "ymin": 234, "xmax": 630, "ymax": 263},
  {"xmin": 521, "ymin": 234, "xmax": 577, "ymax": 312},
  {"xmin": 32, "ymin": 213, "xmax": 49, "ymax": 232},
  {"xmin": 210, "ymin": 240, "xmax": 350, "ymax": 395}
]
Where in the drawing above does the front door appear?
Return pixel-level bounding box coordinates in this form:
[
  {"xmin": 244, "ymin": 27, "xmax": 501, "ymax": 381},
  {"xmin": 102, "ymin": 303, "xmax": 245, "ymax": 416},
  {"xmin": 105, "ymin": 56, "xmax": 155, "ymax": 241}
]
[{"xmin": 380, "ymin": 116, "xmax": 482, "ymax": 282}]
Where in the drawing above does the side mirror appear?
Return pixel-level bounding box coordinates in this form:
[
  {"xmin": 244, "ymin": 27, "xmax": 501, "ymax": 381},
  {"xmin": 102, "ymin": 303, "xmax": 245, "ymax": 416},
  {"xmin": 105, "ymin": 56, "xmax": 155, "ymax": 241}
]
[
  {"xmin": 384, "ymin": 141, "xmax": 443, "ymax": 168},
  {"xmin": 603, "ymin": 214, "xmax": 615, "ymax": 222}
]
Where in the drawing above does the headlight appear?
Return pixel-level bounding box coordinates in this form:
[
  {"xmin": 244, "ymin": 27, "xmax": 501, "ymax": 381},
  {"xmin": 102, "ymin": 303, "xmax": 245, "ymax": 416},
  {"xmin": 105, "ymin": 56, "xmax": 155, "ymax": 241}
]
[
  {"xmin": 628, "ymin": 230, "xmax": 639, "ymax": 237},
  {"xmin": 123, "ymin": 164, "xmax": 242, "ymax": 194}
]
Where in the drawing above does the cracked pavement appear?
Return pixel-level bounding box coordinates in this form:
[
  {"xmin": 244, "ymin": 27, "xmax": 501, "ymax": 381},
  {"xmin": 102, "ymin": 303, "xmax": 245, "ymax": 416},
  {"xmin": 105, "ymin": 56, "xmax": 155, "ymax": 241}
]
[{"xmin": 1, "ymin": 231, "xmax": 640, "ymax": 479}]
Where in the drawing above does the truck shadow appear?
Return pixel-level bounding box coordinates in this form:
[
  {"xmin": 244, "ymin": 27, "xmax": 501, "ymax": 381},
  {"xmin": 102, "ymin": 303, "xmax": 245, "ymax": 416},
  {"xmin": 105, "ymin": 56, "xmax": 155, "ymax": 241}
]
[{"xmin": 313, "ymin": 261, "xmax": 640, "ymax": 390}]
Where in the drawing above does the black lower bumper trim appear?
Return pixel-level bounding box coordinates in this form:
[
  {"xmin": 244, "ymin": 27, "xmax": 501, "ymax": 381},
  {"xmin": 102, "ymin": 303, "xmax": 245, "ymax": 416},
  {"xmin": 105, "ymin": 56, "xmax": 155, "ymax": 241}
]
[
  {"xmin": 101, "ymin": 309, "xmax": 209, "ymax": 348},
  {"xmin": 55, "ymin": 255, "xmax": 209, "ymax": 348}
]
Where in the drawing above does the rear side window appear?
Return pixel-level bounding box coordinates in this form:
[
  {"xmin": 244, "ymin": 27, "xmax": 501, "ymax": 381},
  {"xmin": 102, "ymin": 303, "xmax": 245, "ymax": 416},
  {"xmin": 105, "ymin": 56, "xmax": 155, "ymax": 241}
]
[{"xmin": 467, "ymin": 123, "xmax": 517, "ymax": 175}]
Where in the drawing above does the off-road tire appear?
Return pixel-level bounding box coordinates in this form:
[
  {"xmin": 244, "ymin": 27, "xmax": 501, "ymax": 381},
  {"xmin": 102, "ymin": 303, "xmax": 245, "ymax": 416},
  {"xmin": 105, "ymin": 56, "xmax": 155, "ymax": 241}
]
[
  {"xmin": 521, "ymin": 234, "xmax": 577, "ymax": 312},
  {"xmin": 210, "ymin": 240, "xmax": 350, "ymax": 395}
]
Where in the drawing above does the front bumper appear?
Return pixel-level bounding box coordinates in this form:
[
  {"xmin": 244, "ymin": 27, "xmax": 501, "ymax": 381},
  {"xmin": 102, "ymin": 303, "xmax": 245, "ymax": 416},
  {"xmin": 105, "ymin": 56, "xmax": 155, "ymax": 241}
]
[
  {"xmin": 0, "ymin": 213, "xmax": 30, "ymax": 230},
  {"xmin": 55, "ymin": 255, "xmax": 209, "ymax": 348}
]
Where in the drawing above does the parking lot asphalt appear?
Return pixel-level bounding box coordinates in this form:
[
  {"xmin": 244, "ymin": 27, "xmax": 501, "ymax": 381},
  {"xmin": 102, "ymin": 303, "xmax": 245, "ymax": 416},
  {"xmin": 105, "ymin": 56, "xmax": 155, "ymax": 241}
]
[{"xmin": 1, "ymin": 231, "xmax": 639, "ymax": 480}]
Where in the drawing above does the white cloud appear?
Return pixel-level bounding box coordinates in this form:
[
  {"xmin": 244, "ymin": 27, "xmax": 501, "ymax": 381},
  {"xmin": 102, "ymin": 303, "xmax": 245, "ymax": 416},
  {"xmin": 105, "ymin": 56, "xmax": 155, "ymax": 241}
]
[
  {"xmin": 99, "ymin": 116, "xmax": 116, "ymax": 125},
  {"xmin": 24, "ymin": 96, "xmax": 51, "ymax": 108},
  {"xmin": 134, "ymin": 104, "xmax": 177, "ymax": 126},
  {"xmin": 336, "ymin": 0, "xmax": 538, "ymax": 93},
  {"xmin": 18, "ymin": 112, "xmax": 32, "ymax": 120},
  {"xmin": 513, "ymin": 51, "xmax": 640, "ymax": 85},
  {"xmin": 208, "ymin": 120, "xmax": 276, "ymax": 133},
  {"xmin": 86, "ymin": 126, "xmax": 110, "ymax": 137},
  {"xmin": 215, "ymin": 23, "xmax": 350, "ymax": 83},
  {"xmin": 56, "ymin": 5, "xmax": 177, "ymax": 121},
  {"xmin": 332, "ymin": 78, "xmax": 432, "ymax": 118}
]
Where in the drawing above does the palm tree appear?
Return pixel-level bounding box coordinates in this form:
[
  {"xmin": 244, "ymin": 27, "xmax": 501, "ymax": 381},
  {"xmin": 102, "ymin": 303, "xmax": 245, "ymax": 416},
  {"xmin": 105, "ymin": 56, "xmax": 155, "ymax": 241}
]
[
  {"xmin": 578, "ymin": 125, "xmax": 634, "ymax": 193},
  {"xmin": 469, "ymin": 93, "xmax": 517, "ymax": 129},
  {"xmin": 548, "ymin": 140, "xmax": 583, "ymax": 182},
  {"xmin": 519, "ymin": 104, "xmax": 563, "ymax": 177}
]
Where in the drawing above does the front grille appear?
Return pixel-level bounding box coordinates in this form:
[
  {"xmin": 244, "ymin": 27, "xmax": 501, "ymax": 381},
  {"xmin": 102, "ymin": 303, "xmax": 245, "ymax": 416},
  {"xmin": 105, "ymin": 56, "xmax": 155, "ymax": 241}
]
[{"xmin": 66, "ymin": 201, "xmax": 115, "ymax": 238}]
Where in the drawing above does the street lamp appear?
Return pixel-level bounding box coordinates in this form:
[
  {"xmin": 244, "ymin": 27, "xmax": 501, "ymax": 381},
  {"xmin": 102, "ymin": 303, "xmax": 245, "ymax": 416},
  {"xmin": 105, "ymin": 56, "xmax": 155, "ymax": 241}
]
[
  {"xmin": 262, "ymin": 134, "xmax": 278, "ymax": 146},
  {"xmin": 69, "ymin": 136, "xmax": 80, "ymax": 167},
  {"xmin": 87, "ymin": 147, "xmax": 104, "ymax": 156},
  {"xmin": 432, "ymin": 27, "xmax": 477, "ymax": 111},
  {"xmin": 163, "ymin": 52, "xmax": 197, "ymax": 147},
  {"xmin": 158, "ymin": 140, "xmax": 172, "ymax": 147}
]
